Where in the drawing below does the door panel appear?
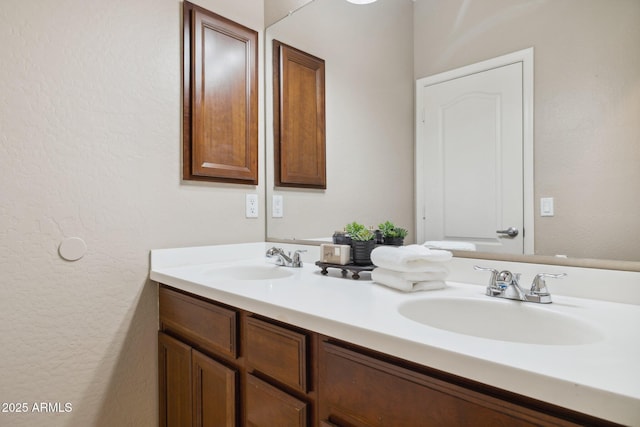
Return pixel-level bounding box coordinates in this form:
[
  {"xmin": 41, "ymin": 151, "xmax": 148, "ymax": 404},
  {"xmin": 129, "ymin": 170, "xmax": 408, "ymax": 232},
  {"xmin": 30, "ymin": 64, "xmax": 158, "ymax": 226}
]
[{"xmin": 418, "ymin": 62, "xmax": 524, "ymax": 254}]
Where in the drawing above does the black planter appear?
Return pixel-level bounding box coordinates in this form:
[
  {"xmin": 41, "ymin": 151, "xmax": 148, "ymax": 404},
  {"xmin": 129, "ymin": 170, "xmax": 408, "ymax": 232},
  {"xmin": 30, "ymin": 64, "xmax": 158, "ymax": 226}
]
[
  {"xmin": 351, "ymin": 240, "xmax": 376, "ymax": 265},
  {"xmin": 383, "ymin": 236, "xmax": 404, "ymax": 246},
  {"xmin": 333, "ymin": 231, "xmax": 351, "ymax": 246}
]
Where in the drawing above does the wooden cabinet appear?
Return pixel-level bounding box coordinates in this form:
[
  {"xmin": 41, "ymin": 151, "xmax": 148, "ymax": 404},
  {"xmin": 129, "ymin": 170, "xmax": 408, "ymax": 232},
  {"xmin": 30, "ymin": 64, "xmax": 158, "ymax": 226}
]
[
  {"xmin": 246, "ymin": 374, "xmax": 308, "ymax": 427},
  {"xmin": 245, "ymin": 316, "xmax": 309, "ymax": 393},
  {"xmin": 182, "ymin": 1, "xmax": 258, "ymax": 184},
  {"xmin": 192, "ymin": 350, "xmax": 237, "ymax": 427},
  {"xmin": 158, "ymin": 285, "xmax": 619, "ymax": 427},
  {"xmin": 272, "ymin": 40, "xmax": 326, "ymax": 189},
  {"xmin": 159, "ymin": 286, "xmax": 313, "ymax": 427},
  {"xmin": 159, "ymin": 332, "xmax": 192, "ymax": 427},
  {"xmin": 158, "ymin": 332, "xmax": 237, "ymax": 427}
]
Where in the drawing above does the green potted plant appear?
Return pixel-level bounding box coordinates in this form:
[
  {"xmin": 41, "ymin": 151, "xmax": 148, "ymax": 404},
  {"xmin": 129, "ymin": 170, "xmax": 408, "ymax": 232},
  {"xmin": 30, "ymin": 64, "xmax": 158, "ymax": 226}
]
[
  {"xmin": 345, "ymin": 222, "xmax": 376, "ymax": 265},
  {"xmin": 378, "ymin": 221, "xmax": 408, "ymax": 246}
]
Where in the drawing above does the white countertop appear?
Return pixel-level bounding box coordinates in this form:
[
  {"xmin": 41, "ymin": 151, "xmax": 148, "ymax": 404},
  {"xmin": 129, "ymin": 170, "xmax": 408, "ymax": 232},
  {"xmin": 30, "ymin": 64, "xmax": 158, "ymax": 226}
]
[{"xmin": 150, "ymin": 242, "xmax": 640, "ymax": 426}]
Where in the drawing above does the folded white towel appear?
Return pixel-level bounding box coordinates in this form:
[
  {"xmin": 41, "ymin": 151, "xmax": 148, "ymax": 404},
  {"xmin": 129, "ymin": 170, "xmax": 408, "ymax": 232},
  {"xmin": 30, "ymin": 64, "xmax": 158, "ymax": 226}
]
[
  {"xmin": 370, "ymin": 244, "xmax": 452, "ymax": 272},
  {"xmin": 372, "ymin": 268, "xmax": 446, "ymax": 292},
  {"xmin": 424, "ymin": 240, "xmax": 477, "ymax": 251},
  {"xmin": 373, "ymin": 267, "xmax": 449, "ymax": 282}
]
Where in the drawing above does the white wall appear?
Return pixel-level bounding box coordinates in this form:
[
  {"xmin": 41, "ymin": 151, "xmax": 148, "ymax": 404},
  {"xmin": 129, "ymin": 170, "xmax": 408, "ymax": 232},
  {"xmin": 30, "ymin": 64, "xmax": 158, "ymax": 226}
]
[
  {"xmin": 0, "ymin": 0, "xmax": 263, "ymax": 425},
  {"xmin": 266, "ymin": 0, "xmax": 415, "ymax": 241}
]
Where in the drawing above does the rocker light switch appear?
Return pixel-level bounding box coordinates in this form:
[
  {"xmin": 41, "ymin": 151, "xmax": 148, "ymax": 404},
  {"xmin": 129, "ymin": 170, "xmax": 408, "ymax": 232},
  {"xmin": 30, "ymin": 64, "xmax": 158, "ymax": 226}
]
[
  {"xmin": 540, "ymin": 197, "xmax": 554, "ymax": 217},
  {"xmin": 272, "ymin": 195, "xmax": 284, "ymax": 218}
]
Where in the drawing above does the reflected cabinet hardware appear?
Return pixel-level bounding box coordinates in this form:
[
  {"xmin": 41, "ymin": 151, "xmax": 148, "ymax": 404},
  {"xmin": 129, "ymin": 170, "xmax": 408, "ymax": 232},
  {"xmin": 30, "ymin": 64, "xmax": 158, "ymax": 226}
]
[
  {"xmin": 182, "ymin": 1, "xmax": 258, "ymax": 184},
  {"xmin": 273, "ymin": 40, "xmax": 326, "ymax": 189}
]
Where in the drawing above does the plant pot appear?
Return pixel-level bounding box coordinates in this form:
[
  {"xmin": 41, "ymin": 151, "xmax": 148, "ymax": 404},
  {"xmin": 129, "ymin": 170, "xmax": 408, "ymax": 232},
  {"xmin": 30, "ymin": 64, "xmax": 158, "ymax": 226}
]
[
  {"xmin": 333, "ymin": 231, "xmax": 351, "ymax": 246},
  {"xmin": 383, "ymin": 236, "xmax": 404, "ymax": 246},
  {"xmin": 351, "ymin": 240, "xmax": 376, "ymax": 265}
]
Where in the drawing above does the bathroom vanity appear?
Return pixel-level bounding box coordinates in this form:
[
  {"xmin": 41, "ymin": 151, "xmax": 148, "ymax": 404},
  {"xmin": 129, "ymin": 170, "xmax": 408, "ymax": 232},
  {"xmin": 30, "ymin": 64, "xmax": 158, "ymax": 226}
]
[{"xmin": 151, "ymin": 243, "xmax": 640, "ymax": 426}]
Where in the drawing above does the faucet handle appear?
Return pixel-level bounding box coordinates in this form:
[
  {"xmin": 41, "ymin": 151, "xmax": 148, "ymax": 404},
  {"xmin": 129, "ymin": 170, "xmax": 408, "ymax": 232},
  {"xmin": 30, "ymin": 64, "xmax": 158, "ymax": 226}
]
[
  {"xmin": 292, "ymin": 249, "xmax": 307, "ymax": 267},
  {"xmin": 530, "ymin": 273, "xmax": 567, "ymax": 295},
  {"xmin": 474, "ymin": 265, "xmax": 500, "ymax": 288}
]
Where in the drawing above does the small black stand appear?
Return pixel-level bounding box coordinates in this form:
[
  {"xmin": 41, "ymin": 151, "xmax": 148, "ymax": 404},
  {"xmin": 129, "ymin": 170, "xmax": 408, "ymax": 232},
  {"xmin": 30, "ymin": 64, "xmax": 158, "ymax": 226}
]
[{"xmin": 315, "ymin": 261, "xmax": 375, "ymax": 280}]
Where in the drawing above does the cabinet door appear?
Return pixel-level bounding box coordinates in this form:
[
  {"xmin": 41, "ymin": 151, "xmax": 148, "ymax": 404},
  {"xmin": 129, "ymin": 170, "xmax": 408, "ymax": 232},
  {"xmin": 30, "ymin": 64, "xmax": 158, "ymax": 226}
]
[
  {"xmin": 192, "ymin": 350, "xmax": 238, "ymax": 427},
  {"xmin": 182, "ymin": 1, "xmax": 258, "ymax": 184},
  {"xmin": 246, "ymin": 374, "xmax": 308, "ymax": 427},
  {"xmin": 159, "ymin": 332, "xmax": 192, "ymax": 427}
]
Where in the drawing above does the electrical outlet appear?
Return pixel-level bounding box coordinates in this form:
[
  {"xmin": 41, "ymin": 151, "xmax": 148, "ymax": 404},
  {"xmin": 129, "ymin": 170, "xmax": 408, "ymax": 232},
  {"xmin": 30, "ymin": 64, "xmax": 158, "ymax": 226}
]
[
  {"xmin": 246, "ymin": 194, "xmax": 259, "ymax": 218},
  {"xmin": 272, "ymin": 195, "xmax": 284, "ymax": 218}
]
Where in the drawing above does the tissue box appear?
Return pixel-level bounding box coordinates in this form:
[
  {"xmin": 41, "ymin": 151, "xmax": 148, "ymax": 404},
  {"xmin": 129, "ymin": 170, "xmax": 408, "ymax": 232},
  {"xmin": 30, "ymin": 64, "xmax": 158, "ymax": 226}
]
[{"xmin": 320, "ymin": 244, "xmax": 351, "ymax": 265}]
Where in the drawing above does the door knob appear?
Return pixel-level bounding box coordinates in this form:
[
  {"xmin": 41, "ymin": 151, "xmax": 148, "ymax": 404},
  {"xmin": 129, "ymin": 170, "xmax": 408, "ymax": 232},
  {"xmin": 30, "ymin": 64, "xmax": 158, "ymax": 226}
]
[{"xmin": 496, "ymin": 227, "xmax": 519, "ymax": 237}]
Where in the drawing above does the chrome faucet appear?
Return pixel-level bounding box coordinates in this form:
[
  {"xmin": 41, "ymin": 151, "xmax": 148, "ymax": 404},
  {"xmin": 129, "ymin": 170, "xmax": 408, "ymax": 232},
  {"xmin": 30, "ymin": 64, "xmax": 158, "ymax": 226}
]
[
  {"xmin": 266, "ymin": 247, "xmax": 306, "ymax": 268},
  {"xmin": 474, "ymin": 266, "xmax": 566, "ymax": 304}
]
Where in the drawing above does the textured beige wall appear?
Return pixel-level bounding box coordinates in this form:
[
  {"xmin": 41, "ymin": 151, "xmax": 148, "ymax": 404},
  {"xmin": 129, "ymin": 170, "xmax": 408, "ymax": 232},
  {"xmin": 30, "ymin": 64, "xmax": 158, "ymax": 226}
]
[
  {"xmin": 414, "ymin": 0, "xmax": 640, "ymax": 261},
  {"xmin": 0, "ymin": 0, "xmax": 264, "ymax": 426},
  {"xmin": 266, "ymin": 0, "xmax": 415, "ymax": 241}
]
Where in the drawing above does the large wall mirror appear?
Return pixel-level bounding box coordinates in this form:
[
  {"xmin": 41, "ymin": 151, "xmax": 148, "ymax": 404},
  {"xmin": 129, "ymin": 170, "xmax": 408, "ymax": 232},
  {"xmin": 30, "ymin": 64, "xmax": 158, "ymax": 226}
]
[{"xmin": 264, "ymin": 0, "xmax": 640, "ymax": 270}]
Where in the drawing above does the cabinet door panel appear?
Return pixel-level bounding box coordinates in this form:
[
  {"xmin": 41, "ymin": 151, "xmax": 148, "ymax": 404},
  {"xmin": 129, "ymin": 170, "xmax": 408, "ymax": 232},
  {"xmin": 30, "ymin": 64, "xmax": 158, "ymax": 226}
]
[
  {"xmin": 192, "ymin": 350, "xmax": 237, "ymax": 427},
  {"xmin": 246, "ymin": 374, "xmax": 308, "ymax": 427},
  {"xmin": 159, "ymin": 332, "xmax": 192, "ymax": 427},
  {"xmin": 273, "ymin": 40, "xmax": 326, "ymax": 188},
  {"xmin": 183, "ymin": 1, "xmax": 258, "ymax": 184}
]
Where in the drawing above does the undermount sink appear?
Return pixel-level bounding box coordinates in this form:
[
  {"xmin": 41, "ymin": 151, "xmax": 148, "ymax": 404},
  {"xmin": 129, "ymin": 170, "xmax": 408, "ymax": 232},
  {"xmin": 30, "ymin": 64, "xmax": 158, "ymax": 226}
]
[
  {"xmin": 204, "ymin": 264, "xmax": 294, "ymax": 281},
  {"xmin": 398, "ymin": 297, "xmax": 604, "ymax": 345}
]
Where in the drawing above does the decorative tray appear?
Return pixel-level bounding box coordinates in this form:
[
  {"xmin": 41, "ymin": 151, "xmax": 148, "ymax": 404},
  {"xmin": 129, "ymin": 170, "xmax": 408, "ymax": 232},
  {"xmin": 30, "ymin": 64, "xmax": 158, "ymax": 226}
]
[{"xmin": 315, "ymin": 261, "xmax": 375, "ymax": 280}]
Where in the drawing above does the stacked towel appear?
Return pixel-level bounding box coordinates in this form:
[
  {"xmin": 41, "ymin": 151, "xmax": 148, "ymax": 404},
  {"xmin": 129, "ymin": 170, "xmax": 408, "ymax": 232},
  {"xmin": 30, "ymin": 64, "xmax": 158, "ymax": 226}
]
[{"xmin": 370, "ymin": 245, "xmax": 452, "ymax": 292}]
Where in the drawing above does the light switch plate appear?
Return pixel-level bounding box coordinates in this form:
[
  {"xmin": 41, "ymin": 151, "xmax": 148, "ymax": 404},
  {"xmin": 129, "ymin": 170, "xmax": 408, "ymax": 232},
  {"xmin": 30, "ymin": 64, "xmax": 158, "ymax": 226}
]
[
  {"xmin": 246, "ymin": 194, "xmax": 259, "ymax": 218},
  {"xmin": 272, "ymin": 195, "xmax": 283, "ymax": 218},
  {"xmin": 540, "ymin": 197, "xmax": 554, "ymax": 217}
]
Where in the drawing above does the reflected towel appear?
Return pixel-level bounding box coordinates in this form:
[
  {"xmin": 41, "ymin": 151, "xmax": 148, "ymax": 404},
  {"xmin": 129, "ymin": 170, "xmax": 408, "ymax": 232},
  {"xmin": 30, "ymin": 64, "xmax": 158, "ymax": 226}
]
[
  {"xmin": 370, "ymin": 244, "xmax": 452, "ymax": 272},
  {"xmin": 424, "ymin": 240, "xmax": 477, "ymax": 251},
  {"xmin": 372, "ymin": 268, "xmax": 446, "ymax": 292}
]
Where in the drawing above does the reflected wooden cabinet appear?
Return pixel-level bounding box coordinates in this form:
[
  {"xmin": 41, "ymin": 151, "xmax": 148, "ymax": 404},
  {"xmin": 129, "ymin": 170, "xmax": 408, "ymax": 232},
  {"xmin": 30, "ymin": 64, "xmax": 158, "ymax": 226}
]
[
  {"xmin": 182, "ymin": 1, "xmax": 258, "ymax": 184},
  {"xmin": 273, "ymin": 40, "xmax": 326, "ymax": 189},
  {"xmin": 158, "ymin": 285, "xmax": 617, "ymax": 427}
]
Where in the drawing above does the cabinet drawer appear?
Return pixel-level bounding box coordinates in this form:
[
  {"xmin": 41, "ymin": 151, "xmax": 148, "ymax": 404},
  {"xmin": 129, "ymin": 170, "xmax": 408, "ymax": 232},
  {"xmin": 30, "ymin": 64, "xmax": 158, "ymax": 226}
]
[
  {"xmin": 159, "ymin": 286, "xmax": 237, "ymax": 359},
  {"xmin": 319, "ymin": 341, "xmax": 580, "ymax": 427},
  {"xmin": 246, "ymin": 374, "xmax": 308, "ymax": 427},
  {"xmin": 245, "ymin": 316, "xmax": 308, "ymax": 392}
]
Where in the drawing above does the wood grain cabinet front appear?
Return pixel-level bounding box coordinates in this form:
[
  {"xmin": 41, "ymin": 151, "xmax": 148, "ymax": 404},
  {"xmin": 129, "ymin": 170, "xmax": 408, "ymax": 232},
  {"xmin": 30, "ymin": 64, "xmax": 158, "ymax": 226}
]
[
  {"xmin": 245, "ymin": 374, "xmax": 308, "ymax": 427},
  {"xmin": 318, "ymin": 341, "xmax": 616, "ymax": 427},
  {"xmin": 157, "ymin": 284, "xmax": 619, "ymax": 427},
  {"xmin": 158, "ymin": 332, "xmax": 238, "ymax": 427},
  {"xmin": 159, "ymin": 286, "xmax": 237, "ymax": 360},
  {"xmin": 244, "ymin": 316, "xmax": 309, "ymax": 393}
]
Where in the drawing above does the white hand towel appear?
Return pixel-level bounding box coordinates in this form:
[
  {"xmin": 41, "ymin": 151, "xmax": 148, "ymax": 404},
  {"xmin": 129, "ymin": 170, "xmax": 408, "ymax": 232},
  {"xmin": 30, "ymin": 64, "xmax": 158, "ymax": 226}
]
[
  {"xmin": 372, "ymin": 268, "xmax": 446, "ymax": 292},
  {"xmin": 370, "ymin": 244, "xmax": 452, "ymax": 272},
  {"xmin": 373, "ymin": 267, "xmax": 449, "ymax": 282},
  {"xmin": 424, "ymin": 240, "xmax": 477, "ymax": 251}
]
